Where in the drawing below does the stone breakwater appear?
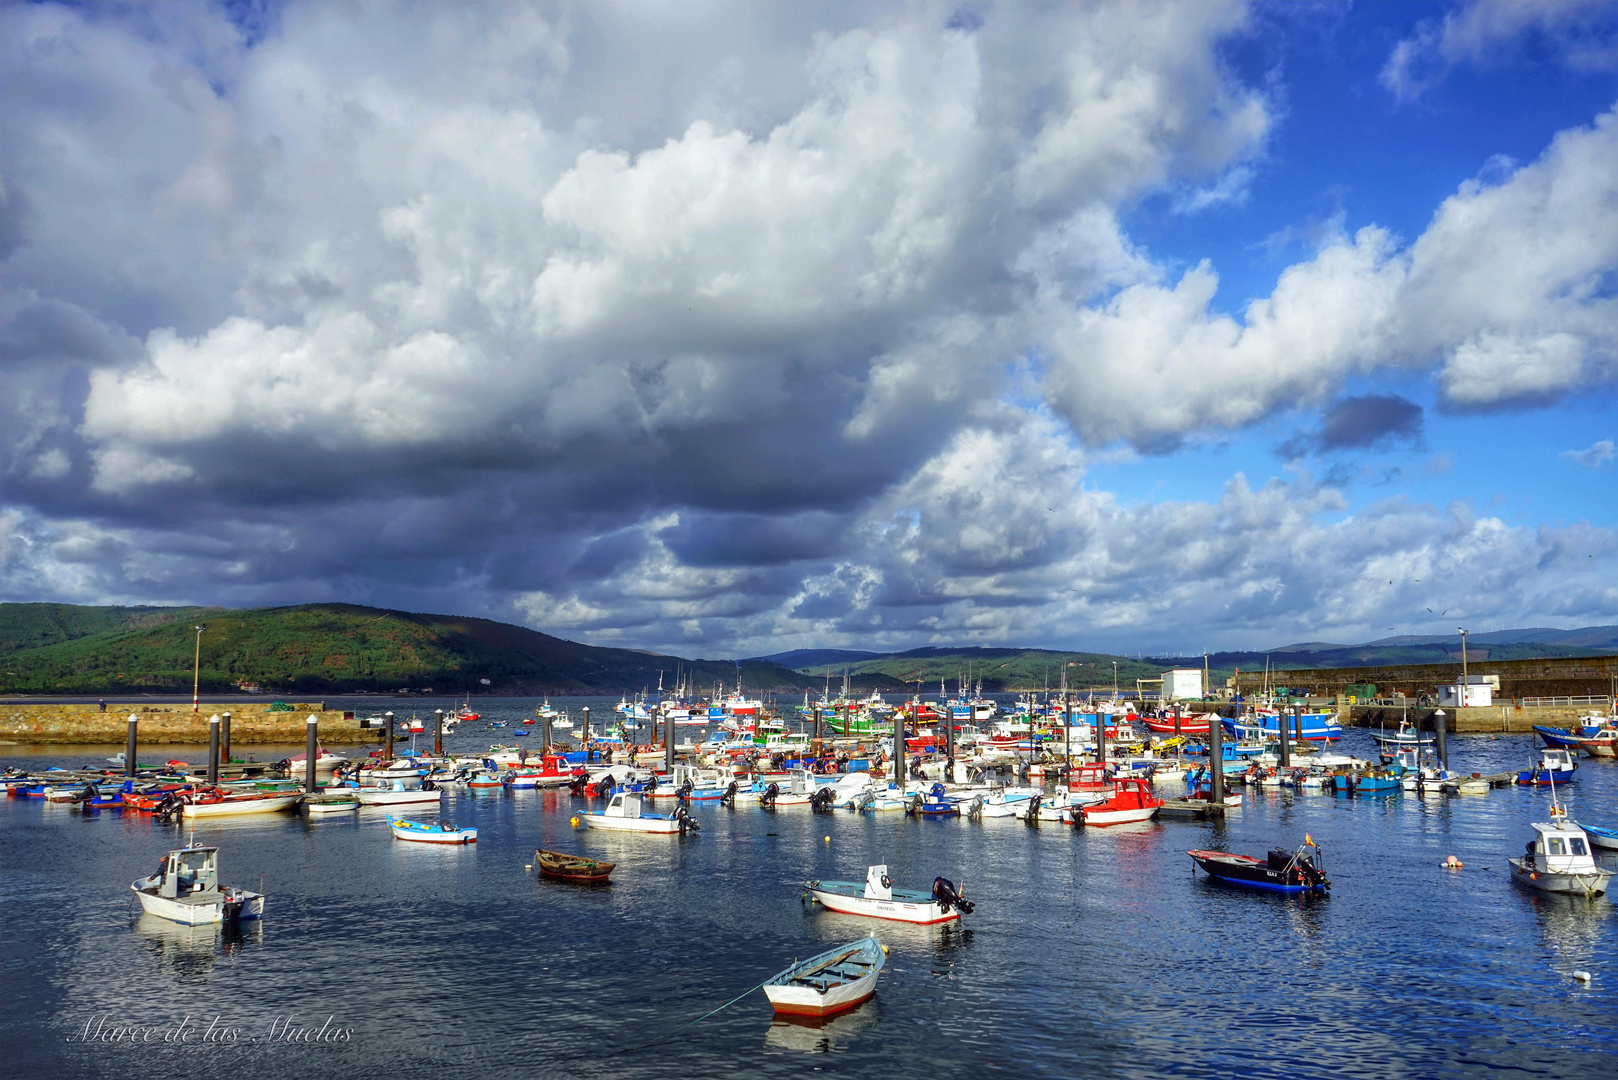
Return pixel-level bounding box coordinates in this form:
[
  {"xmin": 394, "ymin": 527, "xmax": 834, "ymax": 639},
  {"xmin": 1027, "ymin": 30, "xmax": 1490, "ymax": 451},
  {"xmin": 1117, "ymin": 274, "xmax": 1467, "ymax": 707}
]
[{"xmin": 0, "ymin": 703, "xmax": 375, "ymax": 745}]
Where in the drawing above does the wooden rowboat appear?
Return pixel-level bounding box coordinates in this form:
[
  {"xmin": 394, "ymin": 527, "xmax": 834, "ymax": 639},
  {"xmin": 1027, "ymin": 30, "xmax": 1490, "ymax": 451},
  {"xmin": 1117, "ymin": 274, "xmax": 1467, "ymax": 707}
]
[
  {"xmin": 763, "ymin": 935, "xmax": 886, "ymax": 1017},
  {"xmin": 534, "ymin": 848, "xmax": 614, "ymax": 883}
]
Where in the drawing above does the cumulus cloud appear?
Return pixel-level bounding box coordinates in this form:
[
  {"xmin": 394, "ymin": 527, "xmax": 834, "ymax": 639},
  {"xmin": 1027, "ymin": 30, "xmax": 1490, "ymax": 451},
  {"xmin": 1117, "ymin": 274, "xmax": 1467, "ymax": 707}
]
[
  {"xmin": 2, "ymin": 2, "xmax": 1617, "ymax": 654},
  {"xmin": 1382, "ymin": 1, "xmax": 1618, "ymax": 102}
]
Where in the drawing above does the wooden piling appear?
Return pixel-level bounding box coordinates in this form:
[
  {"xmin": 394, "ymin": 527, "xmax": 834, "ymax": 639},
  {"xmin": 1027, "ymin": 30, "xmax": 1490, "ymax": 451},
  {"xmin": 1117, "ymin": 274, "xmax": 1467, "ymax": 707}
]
[
  {"xmin": 664, "ymin": 702, "xmax": 675, "ymax": 774},
  {"xmin": 1208, "ymin": 708, "xmax": 1225, "ymax": 805},
  {"xmin": 221, "ymin": 711, "xmax": 231, "ymax": 764},
  {"xmin": 207, "ymin": 714, "xmax": 220, "ymax": 784},
  {"xmin": 305, "ymin": 715, "xmax": 318, "ymax": 792},
  {"xmin": 434, "ymin": 709, "xmax": 444, "ymax": 756},
  {"xmin": 125, "ymin": 714, "xmax": 138, "ymax": 778},
  {"xmin": 1278, "ymin": 706, "xmax": 1291, "ymax": 769},
  {"xmin": 383, "ymin": 711, "xmax": 394, "ymax": 763}
]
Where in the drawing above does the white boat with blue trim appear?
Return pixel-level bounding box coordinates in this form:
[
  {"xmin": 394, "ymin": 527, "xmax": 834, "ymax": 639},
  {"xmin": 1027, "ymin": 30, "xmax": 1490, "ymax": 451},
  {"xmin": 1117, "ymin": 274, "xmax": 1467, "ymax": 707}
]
[{"xmin": 764, "ymin": 934, "xmax": 887, "ymax": 1018}]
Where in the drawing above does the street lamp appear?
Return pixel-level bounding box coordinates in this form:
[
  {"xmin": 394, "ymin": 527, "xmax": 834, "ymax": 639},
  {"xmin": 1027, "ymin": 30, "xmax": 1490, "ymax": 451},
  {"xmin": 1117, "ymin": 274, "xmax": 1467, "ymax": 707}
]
[
  {"xmin": 192, "ymin": 625, "xmax": 206, "ymax": 714},
  {"xmin": 1112, "ymin": 661, "xmax": 1118, "ymax": 699},
  {"xmin": 1457, "ymin": 627, "xmax": 1469, "ymax": 707}
]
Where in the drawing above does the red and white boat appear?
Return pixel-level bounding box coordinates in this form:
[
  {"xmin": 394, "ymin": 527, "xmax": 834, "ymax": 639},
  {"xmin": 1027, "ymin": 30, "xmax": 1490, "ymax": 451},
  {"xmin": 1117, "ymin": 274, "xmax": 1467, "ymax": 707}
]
[
  {"xmin": 1075, "ymin": 777, "xmax": 1162, "ymax": 826},
  {"xmin": 803, "ymin": 865, "xmax": 973, "ymax": 925},
  {"xmin": 1143, "ymin": 713, "xmax": 1212, "ymax": 734}
]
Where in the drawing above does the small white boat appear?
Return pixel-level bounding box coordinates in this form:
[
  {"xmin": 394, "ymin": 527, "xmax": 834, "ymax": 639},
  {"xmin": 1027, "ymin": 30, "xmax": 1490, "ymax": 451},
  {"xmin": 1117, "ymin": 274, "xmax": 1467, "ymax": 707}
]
[
  {"xmin": 763, "ymin": 935, "xmax": 887, "ymax": 1018},
  {"xmin": 388, "ymin": 815, "xmax": 477, "ymax": 844},
  {"xmin": 130, "ymin": 845, "xmax": 265, "ymax": 926},
  {"xmin": 576, "ymin": 792, "xmax": 698, "ymax": 834},
  {"xmin": 350, "ymin": 786, "xmax": 444, "ymax": 807},
  {"xmin": 1508, "ymin": 816, "xmax": 1613, "ymax": 897},
  {"xmin": 302, "ymin": 793, "xmax": 360, "ymax": 814},
  {"xmin": 803, "ymin": 865, "xmax": 972, "ymax": 925}
]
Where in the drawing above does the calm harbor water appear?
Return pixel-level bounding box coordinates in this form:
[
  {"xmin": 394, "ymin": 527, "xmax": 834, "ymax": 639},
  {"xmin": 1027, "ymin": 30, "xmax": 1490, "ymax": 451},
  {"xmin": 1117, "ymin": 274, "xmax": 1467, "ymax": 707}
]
[{"xmin": 2, "ymin": 695, "xmax": 1615, "ymax": 1079}]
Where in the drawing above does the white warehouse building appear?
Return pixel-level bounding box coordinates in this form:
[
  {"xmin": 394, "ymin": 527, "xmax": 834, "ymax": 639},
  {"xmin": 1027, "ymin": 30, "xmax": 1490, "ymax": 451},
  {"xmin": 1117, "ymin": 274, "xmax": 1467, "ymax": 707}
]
[{"xmin": 1161, "ymin": 669, "xmax": 1204, "ymax": 701}]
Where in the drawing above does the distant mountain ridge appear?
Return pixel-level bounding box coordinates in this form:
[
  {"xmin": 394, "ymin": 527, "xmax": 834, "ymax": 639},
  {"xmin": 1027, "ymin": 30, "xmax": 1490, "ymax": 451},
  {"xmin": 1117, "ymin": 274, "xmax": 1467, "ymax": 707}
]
[
  {"xmin": 0, "ymin": 602, "xmax": 807, "ymax": 695},
  {"xmin": 1155, "ymin": 625, "xmax": 1618, "ymax": 673}
]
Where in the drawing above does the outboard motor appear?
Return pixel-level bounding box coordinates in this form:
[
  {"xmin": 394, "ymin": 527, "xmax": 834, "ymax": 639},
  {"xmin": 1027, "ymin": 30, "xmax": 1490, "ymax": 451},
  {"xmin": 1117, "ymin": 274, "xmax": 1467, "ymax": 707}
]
[
  {"xmin": 674, "ymin": 805, "xmax": 700, "ymax": 833},
  {"xmin": 1023, "ymin": 793, "xmax": 1042, "ymax": 826},
  {"xmin": 155, "ymin": 793, "xmax": 184, "ymax": 824},
  {"xmin": 569, "ymin": 772, "xmax": 590, "ymax": 796},
  {"xmin": 933, "ymin": 876, "xmax": 974, "ymax": 916},
  {"xmin": 930, "ymin": 782, "xmax": 946, "ymax": 801},
  {"xmin": 719, "ymin": 780, "xmax": 739, "ymax": 807},
  {"xmin": 759, "ymin": 782, "xmax": 779, "ymax": 809},
  {"xmin": 676, "ymin": 778, "xmax": 694, "ymax": 803},
  {"xmin": 809, "ymin": 787, "xmax": 835, "ymax": 812},
  {"xmin": 594, "ymin": 775, "xmax": 616, "ymax": 799}
]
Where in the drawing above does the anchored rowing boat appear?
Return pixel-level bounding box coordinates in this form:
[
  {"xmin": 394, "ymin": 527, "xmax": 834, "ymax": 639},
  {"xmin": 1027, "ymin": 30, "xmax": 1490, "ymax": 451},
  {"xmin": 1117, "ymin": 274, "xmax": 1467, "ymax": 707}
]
[
  {"xmin": 534, "ymin": 848, "xmax": 614, "ymax": 883},
  {"xmin": 763, "ymin": 935, "xmax": 886, "ymax": 1017}
]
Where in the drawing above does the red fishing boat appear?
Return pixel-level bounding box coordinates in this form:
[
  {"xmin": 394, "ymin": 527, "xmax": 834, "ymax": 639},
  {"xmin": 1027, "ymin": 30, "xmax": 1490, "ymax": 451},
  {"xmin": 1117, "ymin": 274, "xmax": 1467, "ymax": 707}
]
[{"xmin": 1075, "ymin": 776, "xmax": 1162, "ymax": 826}]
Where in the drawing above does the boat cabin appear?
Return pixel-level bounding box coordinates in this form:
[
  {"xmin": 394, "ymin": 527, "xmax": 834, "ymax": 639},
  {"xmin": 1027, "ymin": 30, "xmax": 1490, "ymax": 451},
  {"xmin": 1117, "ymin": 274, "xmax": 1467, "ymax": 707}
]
[
  {"xmin": 603, "ymin": 792, "xmax": 645, "ymax": 818},
  {"xmin": 1539, "ymin": 748, "xmax": 1577, "ymax": 772},
  {"xmin": 863, "ymin": 864, "xmax": 893, "ymax": 901},
  {"xmin": 155, "ymin": 846, "xmax": 220, "ymax": 900},
  {"xmin": 1524, "ymin": 821, "xmax": 1601, "ymax": 875}
]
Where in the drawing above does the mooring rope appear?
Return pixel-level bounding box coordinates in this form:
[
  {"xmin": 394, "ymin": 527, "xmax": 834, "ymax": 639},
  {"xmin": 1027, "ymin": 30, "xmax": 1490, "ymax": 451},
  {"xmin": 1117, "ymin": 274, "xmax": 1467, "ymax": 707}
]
[{"xmin": 609, "ymin": 978, "xmax": 770, "ymax": 1056}]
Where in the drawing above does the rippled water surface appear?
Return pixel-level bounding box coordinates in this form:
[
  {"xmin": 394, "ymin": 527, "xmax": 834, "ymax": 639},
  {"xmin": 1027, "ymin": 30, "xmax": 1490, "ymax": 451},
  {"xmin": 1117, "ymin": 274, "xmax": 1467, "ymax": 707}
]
[{"xmin": 3, "ymin": 696, "xmax": 1615, "ymax": 1078}]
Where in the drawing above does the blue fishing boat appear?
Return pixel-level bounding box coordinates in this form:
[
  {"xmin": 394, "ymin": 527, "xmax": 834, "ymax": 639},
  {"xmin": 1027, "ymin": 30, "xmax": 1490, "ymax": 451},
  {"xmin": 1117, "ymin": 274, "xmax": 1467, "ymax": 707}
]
[
  {"xmin": 387, "ymin": 815, "xmax": 477, "ymax": 844},
  {"xmin": 906, "ymin": 783, "xmax": 962, "ymax": 817},
  {"xmin": 1517, "ymin": 748, "xmax": 1578, "ymax": 786},
  {"xmin": 1189, "ymin": 838, "xmax": 1330, "ymax": 894},
  {"xmin": 1333, "ymin": 771, "xmax": 1401, "ymax": 795}
]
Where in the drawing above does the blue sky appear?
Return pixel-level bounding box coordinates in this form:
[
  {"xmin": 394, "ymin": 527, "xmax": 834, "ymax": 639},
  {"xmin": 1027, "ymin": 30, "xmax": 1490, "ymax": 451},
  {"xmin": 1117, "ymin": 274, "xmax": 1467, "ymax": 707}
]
[{"xmin": 2, "ymin": 1, "xmax": 1617, "ymax": 657}]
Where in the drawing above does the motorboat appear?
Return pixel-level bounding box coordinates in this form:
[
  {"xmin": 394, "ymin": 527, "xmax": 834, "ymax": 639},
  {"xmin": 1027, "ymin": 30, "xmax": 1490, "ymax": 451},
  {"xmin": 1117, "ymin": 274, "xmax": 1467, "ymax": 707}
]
[
  {"xmin": 803, "ymin": 865, "xmax": 973, "ymax": 925},
  {"xmin": 534, "ymin": 848, "xmax": 614, "ymax": 883},
  {"xmin": 1076, "ymin": 777, "xmax": 1163, "ymax": 825},
  {"xmin": 388, "ymin": 815, "xmax": 476, "ymax": 844},
  {"xmin": 301, "ymin": 792, "xmax": 360, "ymax": 814},
  {"xmin": 1517, "ymin": 748, "xmax": 1578, "ymax": 786},
  {"xmin": 1569, "ymin": 821, "xmax": 1618, "ymax": 853},
  {"xmin": 1534, "ymin": 713, "xmax": 1618, "ymax": 758},
  {"xmin": 130, "ymin": 845, "xmax": 265, "ymax": 925},
  {"xmin": 576, "ymin": 792, "xmax": 698, "ymax": 834},
  {"xmin": 350, "ymin": 785, "xmax": 444, "ymax": 806},
  {"xmin": 763, "ymin": 935, "xmax": 887, "ymax": 1018},
  {"xmin": 1188, "ymin": 838, "xmax": 1330, "ymax": 894},
  {"xmin": 1508, "ymin": 817, "xmax": 1612, "ymax": 897}
]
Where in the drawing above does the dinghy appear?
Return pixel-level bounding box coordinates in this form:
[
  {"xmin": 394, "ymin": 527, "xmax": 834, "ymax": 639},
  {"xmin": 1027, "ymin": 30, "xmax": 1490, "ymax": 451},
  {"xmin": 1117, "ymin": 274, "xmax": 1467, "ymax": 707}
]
[
  {"xmin": 803, "ymin": 865, "xmax": 973, "ymax": 924},
  {"xmin": 763, "ymin": 935, "xmax": 887, "ymax": 1018},
  {"xmin": 534, "ymin": 848, "xmax": 614, "ymax": 883},
  {"xmin": 388, "ymin": 815, "xmax": 477, "ymax": 844}
]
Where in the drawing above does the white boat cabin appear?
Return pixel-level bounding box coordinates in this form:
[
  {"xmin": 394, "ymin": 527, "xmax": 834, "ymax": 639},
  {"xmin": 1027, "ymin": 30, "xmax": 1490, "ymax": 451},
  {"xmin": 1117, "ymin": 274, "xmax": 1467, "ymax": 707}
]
[
  {"xmin": 156, "ymin": 846, "xmax": 221, "ymax": 900},
  {"xmin": 863, "ymin": 864, "xmax": 893, "ymax": 900},
  {"xmin": 604, "ymin": 792, "xmax": 647, "ymax": 818},
  {"xmin": 1525, "ymin": 821, "xmax": 1601, "ymax": 874}
]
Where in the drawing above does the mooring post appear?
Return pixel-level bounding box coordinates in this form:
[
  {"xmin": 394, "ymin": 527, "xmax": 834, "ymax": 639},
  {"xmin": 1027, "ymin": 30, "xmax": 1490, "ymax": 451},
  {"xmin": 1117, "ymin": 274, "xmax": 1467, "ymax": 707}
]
[
  {"xmin": 383, "ymin": 711, "xmax": 394, "ymax": 763},
  {"xmin": 1208, "ymin": 707, "xmax": 1225, "ymax": 806},
  {"xmin": 892, "ymin": 713, "xmax": 905, "ymax": 790},
  {"xmin": 220, "ymin": 710, "xmax": 231, "ymax": 764},
  {"xmin": 664, "ymin": 703, "xmax": 675, "ymax": 774},
  {"xmin": 581, "ymin": 706, "xmax": 591, "ymax": 762},
  {"xmin": 1433, "ymin": 708, "xmax": 1448, "ymax": 767},
  {"xmin": 1095, "ymin": 704, "xmax": 1106, "ymax": 768},
  {"xmin": 1279, "ymin": 706, "xmax": 1291, "ymax": 769},
  {"xmin": 1294, "ymin": 708, "xmax": 1305, "ymax": 747},
  {"xmin": 305, "ymin": 714, "xmax": 319, "ymax": 792},
  {"xmin": 434, "ymin": 709, "xmax": 444, "ymax": 756},
  {"xmin": 208, "ymin": 714, "xmax": 220, "ymax": 784},
  {"xmin": 125, "ymin": 713, "xmax": 138, "ymax": 778},
  {"xmin": 541, "ymin": 711, "xmax": 551, "ymax": 752}
]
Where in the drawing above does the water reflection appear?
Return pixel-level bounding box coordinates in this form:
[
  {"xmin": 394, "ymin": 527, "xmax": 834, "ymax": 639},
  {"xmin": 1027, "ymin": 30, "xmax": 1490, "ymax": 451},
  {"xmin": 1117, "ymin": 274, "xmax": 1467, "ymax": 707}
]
[
  {"xmin": 131, "ymin": 914, "xmax": 262, "ymax": 978},
  {"xmin": 763, "ymin": 999, "xmax": 881, "ymax": 1053}
]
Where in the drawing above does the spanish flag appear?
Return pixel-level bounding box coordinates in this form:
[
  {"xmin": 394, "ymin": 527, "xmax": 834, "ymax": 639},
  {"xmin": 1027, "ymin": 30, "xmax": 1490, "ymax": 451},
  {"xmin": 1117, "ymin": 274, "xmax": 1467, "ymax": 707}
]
[{"xmin": 1305, "ymin": 833, "xmax": 1315, "ymax": 846}]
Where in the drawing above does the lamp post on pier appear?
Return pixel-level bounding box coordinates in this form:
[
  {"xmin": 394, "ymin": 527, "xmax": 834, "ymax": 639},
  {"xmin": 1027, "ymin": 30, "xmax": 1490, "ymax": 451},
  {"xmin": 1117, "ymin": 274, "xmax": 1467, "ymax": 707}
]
[
  {"xmin": 191, "ymin": 624, "xmax": 206, "ymax": 713},
  {"xmin": 1457, "ymin": 628, "xmax": 1469, "ymax": 706}
]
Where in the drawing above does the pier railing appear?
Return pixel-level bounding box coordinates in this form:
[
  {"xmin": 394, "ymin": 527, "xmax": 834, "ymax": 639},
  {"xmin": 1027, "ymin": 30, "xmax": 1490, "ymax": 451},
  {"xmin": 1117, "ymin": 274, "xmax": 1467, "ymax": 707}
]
[{"xmin": 1518, "ymin": 695, "xmax": 1615, "ymax": 709}]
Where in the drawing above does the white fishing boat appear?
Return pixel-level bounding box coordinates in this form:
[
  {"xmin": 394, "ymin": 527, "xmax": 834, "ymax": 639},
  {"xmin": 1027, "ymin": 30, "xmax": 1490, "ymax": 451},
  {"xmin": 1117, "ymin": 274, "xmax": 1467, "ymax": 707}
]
[
  {"xmin": 180, "ymin": 791, "xmax": 303, "ymax": 818},
  {"xmin": 803, "ymin": 864, "xmax": 973, "ymax": 925},
  {"xmin": 388, "ymin": 815, "xmax": 477, "ymax": 844},
  {"xmin": 1508, "ymin": 817, "xmax": 1612, "ymax": 897},
  {"xmin": 130, "ymin": 845, "xmax": 265, "ymax": 926},
  {"xmin": 575, "ymin": 792, "xmax": 698, "ymax": 834},
  {"xmin": 763, "ymin": 934, "xmax": 887, "ymax": 1018}
]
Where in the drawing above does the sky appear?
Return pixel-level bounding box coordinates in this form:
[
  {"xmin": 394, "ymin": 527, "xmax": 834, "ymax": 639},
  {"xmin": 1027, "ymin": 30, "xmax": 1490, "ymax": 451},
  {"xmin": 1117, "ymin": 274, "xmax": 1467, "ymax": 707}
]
[{"xmin": 2, "ymin": 0, "xmax": 1618, "ymax": 659}]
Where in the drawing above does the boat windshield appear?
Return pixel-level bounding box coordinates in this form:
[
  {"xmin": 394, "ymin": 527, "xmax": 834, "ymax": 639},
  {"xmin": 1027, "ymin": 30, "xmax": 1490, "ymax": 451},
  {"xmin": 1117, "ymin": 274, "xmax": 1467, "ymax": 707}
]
[
  {"xmin": 1548, "ymin": 837, "xmax": 1566, "ymax": 856},
  {"xmin": 1569, "ymin": 837, "xmax": 1588, "ymax": 857}
]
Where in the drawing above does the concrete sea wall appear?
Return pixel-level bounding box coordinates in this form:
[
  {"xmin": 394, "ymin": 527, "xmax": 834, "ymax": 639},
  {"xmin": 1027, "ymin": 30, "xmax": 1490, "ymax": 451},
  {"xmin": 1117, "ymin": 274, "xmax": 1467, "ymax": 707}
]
[{"xmin": 0, "ymin": 702, "xmax": 376, "ymax": 745}]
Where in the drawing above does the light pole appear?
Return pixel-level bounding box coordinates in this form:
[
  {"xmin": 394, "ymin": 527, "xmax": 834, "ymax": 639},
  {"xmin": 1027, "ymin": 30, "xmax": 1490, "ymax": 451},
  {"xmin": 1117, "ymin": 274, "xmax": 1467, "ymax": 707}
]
[
  {"xmin": 1458, "ymin": 627, "xmax": 1469, "ymax": 707},
  {"xmin": 192, "ymin": 624, "xmax": 206, "ymax": 713},
  {"xmin": 1112, "ymin": 661, "xmax": 1118, "ymax": 699}
]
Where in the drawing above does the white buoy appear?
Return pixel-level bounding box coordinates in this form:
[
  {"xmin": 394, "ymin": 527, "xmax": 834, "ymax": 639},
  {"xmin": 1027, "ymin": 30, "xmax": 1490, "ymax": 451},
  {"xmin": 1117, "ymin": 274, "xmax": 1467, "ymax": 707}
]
[{"xmin": 1574, "ymin": 970, "xmax": 1592, "ymax": 983}]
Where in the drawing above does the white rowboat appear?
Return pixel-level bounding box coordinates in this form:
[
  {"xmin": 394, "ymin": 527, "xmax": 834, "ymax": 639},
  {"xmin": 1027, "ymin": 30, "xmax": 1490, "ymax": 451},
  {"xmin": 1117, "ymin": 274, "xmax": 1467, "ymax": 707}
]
[{"xmin": 763, "ymin": 935, "xmax": 886, "ymax": 1018}]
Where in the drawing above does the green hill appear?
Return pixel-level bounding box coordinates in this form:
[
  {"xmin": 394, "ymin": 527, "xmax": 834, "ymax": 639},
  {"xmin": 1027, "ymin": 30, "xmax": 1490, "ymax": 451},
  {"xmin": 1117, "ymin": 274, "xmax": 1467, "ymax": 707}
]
[{"xmin": 0, "ymin": 603, "xmax": 806, "ymax": 696}]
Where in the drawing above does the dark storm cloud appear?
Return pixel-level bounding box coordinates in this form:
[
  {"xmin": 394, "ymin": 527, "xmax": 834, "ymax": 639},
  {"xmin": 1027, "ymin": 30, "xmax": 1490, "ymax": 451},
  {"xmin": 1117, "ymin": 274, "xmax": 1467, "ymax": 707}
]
[{"xmin": 1279, "ymin": 394, "xmax": 1423, "ymax": 459}]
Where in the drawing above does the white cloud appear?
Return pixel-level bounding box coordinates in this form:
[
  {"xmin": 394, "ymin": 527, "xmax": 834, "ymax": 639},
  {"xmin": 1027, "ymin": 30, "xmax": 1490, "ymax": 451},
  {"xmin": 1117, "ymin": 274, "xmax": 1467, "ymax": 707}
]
[
  {"xmin": 1562, "ymin": 438, "xmax": 1615, "ymax": 468},
  {"xmin": 1382, "ymin": 1, "xmax": 1618, "ymax": 102}
]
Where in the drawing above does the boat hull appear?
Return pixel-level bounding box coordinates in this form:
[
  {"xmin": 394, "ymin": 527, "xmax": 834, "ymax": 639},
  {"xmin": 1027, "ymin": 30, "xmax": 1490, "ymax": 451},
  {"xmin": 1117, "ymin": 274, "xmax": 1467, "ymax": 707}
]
[
  {"xmin": 352, "ymin": 788, "xmax": 444, "ymax": 806},
  {"xmin": 1080, "ymin": 804, "xmax": 1159, "ymax": 826},
  {"xmin": 182, "ymin": 793, "xmax": 302, "ymax": 818},
  {"xmin": 131, "ymin": 885, "xmax": 265, "ymax": 925},
  {"xmin": 1508, "ymin": 857, "xmax": 1612, "ymax": 896},
  {"xmin": 764, "ymin": 936, "xmax": 885, "ymax": 1017},
  {"xmin": 806, "ymin": 883, "xmax": 958, "ymax": 924},
  {"xmin": 578, "ymin": 814, "xmax": 682, "ymax": 833},
  {"xmin": 388, "ymin": 817, "xmax": 477, "ymax": 843},
  {"xmin": 1188, "ymin": 850, "xmax": 1329, "ymax": 894}
]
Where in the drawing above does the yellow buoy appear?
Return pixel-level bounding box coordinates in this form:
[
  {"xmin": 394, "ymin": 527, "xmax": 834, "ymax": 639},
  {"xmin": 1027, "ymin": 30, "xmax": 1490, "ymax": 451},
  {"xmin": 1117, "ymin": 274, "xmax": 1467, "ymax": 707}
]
[
  {"xmin": 824, "ymin": 835, "xmax": 831, "ymax": 843},
  {"xmin": 570, "ymin": 815, "xmax": 582, "ymax": 828}
]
